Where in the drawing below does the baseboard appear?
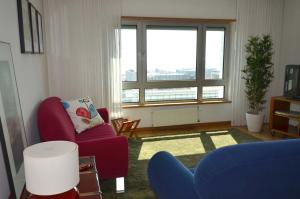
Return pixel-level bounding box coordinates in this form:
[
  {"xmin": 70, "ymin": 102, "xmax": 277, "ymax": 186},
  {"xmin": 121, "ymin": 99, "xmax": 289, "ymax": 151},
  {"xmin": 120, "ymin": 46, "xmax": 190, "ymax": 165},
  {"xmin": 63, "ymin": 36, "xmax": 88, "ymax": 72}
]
[{"xmin": 136, "ymin": 121, "xmax": 231, "ymax": 132}]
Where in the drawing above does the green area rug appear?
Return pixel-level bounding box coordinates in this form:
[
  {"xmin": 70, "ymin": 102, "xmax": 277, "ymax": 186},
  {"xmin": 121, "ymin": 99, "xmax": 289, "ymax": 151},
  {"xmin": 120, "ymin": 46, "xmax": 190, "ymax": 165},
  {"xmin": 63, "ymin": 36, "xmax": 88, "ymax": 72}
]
[{"xmin": 101, "ymin": 128, "xmax": 262, "ymax": 199}]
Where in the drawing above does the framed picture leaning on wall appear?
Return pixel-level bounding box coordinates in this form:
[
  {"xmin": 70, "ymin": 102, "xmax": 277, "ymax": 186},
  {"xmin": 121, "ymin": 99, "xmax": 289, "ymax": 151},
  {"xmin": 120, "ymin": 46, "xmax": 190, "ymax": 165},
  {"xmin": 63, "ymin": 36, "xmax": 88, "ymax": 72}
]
[
  {"xmin": 0, "ymin": 42, "xmax": 27, "ymax": 199},
  {"xmin": 17, "ymin": 0, "xmax": 33, "ymax": 53}
]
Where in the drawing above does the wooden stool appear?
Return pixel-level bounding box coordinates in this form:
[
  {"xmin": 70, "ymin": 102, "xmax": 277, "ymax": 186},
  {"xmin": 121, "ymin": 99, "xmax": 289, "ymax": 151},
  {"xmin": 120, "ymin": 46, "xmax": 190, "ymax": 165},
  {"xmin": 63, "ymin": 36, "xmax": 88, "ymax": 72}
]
[{"xmin": 111, "ymin": 118, "xmax": 141, "ymax": 138}]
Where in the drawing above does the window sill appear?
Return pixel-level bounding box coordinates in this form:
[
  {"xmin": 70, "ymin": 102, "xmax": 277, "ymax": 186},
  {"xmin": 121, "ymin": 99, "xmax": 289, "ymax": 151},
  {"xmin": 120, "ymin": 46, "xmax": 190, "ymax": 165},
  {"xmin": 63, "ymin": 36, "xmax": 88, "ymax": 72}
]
[{"xmin": 122, "ymin": 100, "xmax": 232, "ymax": 109}]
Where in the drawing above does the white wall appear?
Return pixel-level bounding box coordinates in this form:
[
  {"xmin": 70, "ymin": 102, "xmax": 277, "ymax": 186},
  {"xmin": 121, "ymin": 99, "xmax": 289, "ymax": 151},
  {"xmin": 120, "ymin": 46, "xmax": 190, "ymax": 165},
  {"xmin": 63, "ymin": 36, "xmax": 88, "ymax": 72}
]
[
  {"xmin": 265, "ymin": 0, "xmax": 300, "ymax": 99},
  {"xmin": 122, "ymin": 0, "xmax": 237, "ymax": 19},
  {"xmin": 280, "ymin": 0, "xmax": 300, "ymax": 70},
  {"xmin": 277, "ymin": 0, "xmax": 300, "ymax": 125},
  {"xmin": 121, "ymin": 0, "xmax": 236, "ymax": 127},
  {"xmin": 0, "ymin": 0, "xmax": 48, "ymax": 197},
  {"xmin": 124, "ymin": 103, "xmax": 232, "ymax": 127}
]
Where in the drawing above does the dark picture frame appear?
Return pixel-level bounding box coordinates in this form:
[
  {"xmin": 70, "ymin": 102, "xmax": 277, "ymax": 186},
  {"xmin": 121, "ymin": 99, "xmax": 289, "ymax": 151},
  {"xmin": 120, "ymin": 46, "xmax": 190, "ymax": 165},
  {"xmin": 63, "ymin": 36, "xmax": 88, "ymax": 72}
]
[
  {"xmin": 29, "ymin": 3, "xmax": 39, "ymax": 54},
  {"xmin": 16, "ymin": 0, "xmax": 32, "ymax": 53},
  {"xmin": 37, "ymin": 12, "xmax": 44, "ymax": 54}
]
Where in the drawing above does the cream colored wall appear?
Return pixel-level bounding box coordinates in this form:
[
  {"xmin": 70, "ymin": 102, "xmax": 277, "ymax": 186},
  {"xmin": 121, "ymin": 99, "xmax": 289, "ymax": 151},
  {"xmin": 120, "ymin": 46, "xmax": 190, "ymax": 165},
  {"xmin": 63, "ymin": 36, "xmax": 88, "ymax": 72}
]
[
  {"xmin": 276, "ymin": 0, "xmax": 300, "ymax": 127},
  {"xmin": 123, "ymin": 104, "xmax": 232, "ymax": 128},
  {"xmin": 0, "ymin": 0, "xmax": 48, "ymax": 197},
  {"xmin": 121, "ymin": 0, "xmax": 237, "ymax": 19},
  {"xmin": 280, "ymin": 0, "xmax": 300, "ymax": 68}
]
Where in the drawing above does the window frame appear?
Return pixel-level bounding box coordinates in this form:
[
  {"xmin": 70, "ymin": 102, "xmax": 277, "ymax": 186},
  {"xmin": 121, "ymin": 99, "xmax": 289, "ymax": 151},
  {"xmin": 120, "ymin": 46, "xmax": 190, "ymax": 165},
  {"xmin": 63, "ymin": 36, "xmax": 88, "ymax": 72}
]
[{"xmin": 121, "ymin": 20, "xmax": 230, "ymax": 104}]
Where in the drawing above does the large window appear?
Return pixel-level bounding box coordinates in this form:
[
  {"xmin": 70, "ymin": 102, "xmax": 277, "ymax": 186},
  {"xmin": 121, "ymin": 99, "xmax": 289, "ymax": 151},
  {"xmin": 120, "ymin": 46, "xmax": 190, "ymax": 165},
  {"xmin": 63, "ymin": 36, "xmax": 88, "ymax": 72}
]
[
  {"xmin": 121, "ymin": 21, "xmax": 229, "ymax": 104},
  {"xmin": 147, "ymin": 27, "xmax": 197, "ymax": 81}
]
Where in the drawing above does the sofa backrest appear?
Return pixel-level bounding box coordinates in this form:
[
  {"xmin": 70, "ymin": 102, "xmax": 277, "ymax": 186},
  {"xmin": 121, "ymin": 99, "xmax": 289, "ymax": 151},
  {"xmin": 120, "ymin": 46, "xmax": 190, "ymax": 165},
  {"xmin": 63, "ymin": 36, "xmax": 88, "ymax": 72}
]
[
  {"xmin": 38, "ymin": 97, "xmax": 76, "ymax": 142},
  {"xmin": 194, "ymin": 139, "xmax": 300, "ymax": 199}
]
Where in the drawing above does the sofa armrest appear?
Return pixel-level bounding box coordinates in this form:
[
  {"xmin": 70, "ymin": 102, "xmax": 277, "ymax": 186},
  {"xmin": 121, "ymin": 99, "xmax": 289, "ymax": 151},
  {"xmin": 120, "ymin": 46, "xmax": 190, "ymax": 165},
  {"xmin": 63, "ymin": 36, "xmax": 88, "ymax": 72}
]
[
  {"xmin": 194, "ymin": 139, "xmax": 300, "ymax": 199},
  {"xmin": 97, "ymin": 108, "xmax": 109, "ymax": 123},
  {"xmin": 148, "ymin": 151, "xmax": 199, "ymax": 199},
  {"xmin": 77, "ymin": 135, "xmax": 128, "ymax": 179}
]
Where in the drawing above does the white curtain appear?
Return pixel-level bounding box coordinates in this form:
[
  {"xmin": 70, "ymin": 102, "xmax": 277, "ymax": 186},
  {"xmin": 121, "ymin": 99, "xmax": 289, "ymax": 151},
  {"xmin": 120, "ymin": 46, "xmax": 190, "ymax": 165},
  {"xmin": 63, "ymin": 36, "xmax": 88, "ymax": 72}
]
[
  {"xmin": 44, "ymin": 0, "xmax": 122, "ymax": 118},
  {"xmin": 230, "ymin": 0, "xmax": 284, "ymax": 126}
]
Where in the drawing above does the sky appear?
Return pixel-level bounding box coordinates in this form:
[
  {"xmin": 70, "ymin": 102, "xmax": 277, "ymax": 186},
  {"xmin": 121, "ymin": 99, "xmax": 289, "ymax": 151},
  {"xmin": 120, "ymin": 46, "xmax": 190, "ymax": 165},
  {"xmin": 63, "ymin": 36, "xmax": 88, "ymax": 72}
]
[{"xmin": 121, "ymin": 28, "xmax": 224, "ymax": 75}]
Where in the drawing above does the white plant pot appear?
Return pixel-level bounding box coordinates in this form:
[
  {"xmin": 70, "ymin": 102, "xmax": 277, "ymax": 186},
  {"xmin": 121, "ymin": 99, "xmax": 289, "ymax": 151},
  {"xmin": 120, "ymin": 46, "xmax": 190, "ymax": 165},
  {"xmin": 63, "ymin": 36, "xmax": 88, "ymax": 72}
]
[{"xmin": 246, "ymin": 112, "xmax": 264, "ymax": 133}]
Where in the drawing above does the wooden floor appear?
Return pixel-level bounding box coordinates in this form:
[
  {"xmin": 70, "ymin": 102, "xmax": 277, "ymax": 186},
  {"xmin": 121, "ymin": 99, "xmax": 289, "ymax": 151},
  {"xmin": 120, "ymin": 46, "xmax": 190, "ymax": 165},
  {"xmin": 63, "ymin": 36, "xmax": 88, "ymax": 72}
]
[
  {"xmin": 131, "ymin": 123, "xmax": 282, "ymax": 141},
  {"xmin": 236, "ymin": 125, "xmax": 281, "ymax": 141}
]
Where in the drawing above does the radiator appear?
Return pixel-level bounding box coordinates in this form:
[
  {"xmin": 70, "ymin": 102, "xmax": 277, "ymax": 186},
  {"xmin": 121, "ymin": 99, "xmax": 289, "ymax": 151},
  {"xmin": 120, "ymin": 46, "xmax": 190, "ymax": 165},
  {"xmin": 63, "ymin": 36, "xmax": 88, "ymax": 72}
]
[{"xmin": 152, "ymin": 107, "xmax": 199, "ymax": 127}]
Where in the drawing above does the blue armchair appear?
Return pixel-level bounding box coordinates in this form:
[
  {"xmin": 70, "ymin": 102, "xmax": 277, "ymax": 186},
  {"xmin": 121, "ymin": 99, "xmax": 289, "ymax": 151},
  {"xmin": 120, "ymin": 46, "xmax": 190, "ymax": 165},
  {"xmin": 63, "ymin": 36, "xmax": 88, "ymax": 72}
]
[{"xmin": 148, "ymin": 139, "xmax": 300, "ymax": 199}]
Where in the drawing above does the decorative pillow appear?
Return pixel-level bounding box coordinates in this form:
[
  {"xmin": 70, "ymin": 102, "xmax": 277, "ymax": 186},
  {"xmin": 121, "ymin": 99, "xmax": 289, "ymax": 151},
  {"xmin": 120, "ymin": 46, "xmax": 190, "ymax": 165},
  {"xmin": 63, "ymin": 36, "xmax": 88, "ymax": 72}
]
[{"xmin": 62, "ymin": 97, "xmax": 103, "ymax": 133}]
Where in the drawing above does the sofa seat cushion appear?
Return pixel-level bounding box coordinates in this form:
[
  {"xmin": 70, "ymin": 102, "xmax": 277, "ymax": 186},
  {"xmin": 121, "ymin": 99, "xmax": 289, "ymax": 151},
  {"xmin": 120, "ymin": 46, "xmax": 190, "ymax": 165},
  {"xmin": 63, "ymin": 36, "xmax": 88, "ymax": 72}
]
[{"xmin": 76, "ymin": 123, "xmax": 116, "ymax": 141}]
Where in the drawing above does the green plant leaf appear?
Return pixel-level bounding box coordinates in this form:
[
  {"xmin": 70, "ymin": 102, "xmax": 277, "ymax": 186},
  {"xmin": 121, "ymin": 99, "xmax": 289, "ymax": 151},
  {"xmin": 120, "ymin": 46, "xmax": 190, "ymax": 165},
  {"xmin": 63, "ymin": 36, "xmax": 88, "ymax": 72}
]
[{"xmin": 241, "ymin": 34, "xmax": 274, "ymax": 114}]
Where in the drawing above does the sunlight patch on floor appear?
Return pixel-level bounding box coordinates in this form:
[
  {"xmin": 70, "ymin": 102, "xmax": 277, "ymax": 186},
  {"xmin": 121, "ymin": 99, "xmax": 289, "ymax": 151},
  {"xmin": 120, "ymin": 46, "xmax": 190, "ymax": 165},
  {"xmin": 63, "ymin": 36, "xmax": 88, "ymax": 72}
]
[
  {"xmin": 141, "ymin": 132, "xmax": 201, "ymax": 141},
  {"xmin": 210, "ymin": 134, "xmax": 237, "ymax": 148},
  {"xmin": 205, "ymin": 130, "xmax": 229, "ymax": 135},
  {"xmin": 138, "ymin": 137, "xmax": 206, "ymax": 160}
]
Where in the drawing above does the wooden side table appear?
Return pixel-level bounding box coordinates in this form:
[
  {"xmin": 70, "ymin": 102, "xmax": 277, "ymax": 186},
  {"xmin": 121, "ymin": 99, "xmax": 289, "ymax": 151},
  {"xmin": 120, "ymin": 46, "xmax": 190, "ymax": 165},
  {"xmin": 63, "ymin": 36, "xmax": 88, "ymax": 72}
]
[
  {"xmin": 111, "ymin": 118, "xmax": 141, "ymax": 138},
  {"xmin": 20, "ymin": 156, "xmax": 102, "ymax": 199},
  {"xmin": 78, "ymin": 156, "xmax": 102, "ymax": 199}
]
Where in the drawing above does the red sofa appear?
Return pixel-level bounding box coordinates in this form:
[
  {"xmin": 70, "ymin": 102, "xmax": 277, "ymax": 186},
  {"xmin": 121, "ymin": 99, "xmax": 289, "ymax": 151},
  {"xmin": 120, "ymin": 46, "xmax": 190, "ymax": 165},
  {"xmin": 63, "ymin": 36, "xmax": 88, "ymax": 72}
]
[{"xmin": 37, "ymin": 97, "xmax": 128, "ymax": 180}]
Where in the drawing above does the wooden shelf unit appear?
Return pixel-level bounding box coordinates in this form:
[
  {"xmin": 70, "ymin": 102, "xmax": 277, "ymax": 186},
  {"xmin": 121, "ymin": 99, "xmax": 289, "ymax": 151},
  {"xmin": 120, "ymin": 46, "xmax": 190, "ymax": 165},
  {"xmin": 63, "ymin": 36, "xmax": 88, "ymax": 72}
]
[{"xmin": 269, "ymin": 96, "xmax": 300, "ymax": 138}]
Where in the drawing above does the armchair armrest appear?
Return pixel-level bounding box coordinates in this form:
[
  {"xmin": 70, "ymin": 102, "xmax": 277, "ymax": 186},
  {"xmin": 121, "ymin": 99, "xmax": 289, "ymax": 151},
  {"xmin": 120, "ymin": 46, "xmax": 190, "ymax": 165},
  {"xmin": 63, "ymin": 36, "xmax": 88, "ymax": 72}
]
[
  {"xmin": 148, "ymin": 151, "xmax": 199, "ymax": 199},
  {"xmin": 77, "ymin": 135, "xmax": 128, "ymax": 179},
  {"xmin": 97, "ymin": 108, "xmax": 109, "ymax": 123}
]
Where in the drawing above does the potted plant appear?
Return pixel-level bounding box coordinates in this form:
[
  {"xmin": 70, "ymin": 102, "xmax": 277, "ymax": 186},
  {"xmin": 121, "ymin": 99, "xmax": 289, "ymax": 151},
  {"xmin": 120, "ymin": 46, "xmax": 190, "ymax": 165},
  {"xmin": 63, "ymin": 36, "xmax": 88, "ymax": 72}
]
[{"xmin": 242, "ymin": 35, "xmax": 274, "ymax": 132}]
